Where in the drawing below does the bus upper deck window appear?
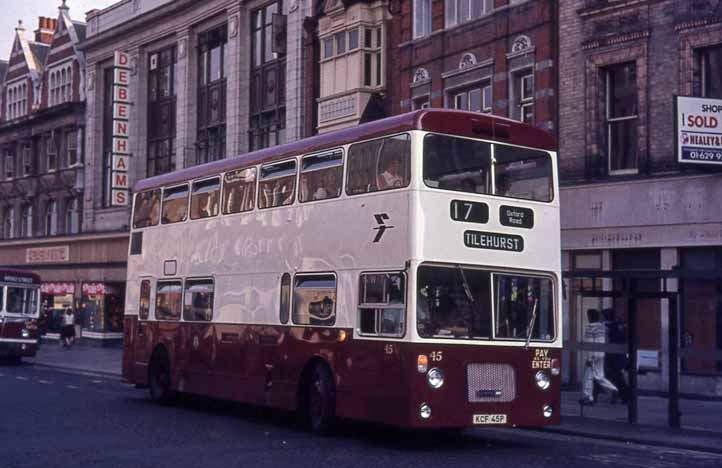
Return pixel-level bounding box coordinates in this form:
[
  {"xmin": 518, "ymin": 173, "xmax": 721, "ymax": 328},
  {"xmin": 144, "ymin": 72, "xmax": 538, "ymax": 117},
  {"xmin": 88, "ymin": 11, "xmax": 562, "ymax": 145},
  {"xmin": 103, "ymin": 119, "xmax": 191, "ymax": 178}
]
[
  {"xmin": 223, "ymin": 168, "xmax": 256, "ymax": 214},
  {"xmin": 191, "ymin": 177, "xmax": 221, "ymax": 219},
  {"xmin": 423, "ymin": 134, "xmax": 491, "ymax": 194},
  {"xmin": 133, "ymin": 189, "xmax": 161, "ymax": 228},
  {"xmin": 347, "ymin": 134, "xmax": 410, "ymax": 195},
  {"xmin": 299, "ymin": 150, "xmax": 343, "ymax": 203},
  {"xmin": 493, "ymin": 144, "xmax": 553, "ymax": 202},
  {"xmin": 258, "ymin": 160, "xmax": 297, "ymax": 209},
  {"xmin": 162, "ymin": 184, "xmax": 189, "ymax": 224}
]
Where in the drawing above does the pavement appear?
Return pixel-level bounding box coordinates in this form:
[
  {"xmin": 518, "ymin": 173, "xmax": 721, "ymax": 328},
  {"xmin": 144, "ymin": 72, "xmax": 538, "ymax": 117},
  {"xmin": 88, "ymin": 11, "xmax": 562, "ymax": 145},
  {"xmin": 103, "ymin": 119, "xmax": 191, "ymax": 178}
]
[{"xmin": 24, "ymin": 340, "xmax": 722, "ymax": 455}]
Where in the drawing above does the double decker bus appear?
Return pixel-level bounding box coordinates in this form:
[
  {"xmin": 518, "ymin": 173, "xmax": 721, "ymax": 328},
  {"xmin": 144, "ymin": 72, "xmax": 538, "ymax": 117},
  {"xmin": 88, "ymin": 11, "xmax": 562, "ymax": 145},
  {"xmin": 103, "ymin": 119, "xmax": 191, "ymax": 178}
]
[
  {"xmin": 1, "ymin": 270, "xmax": 41, "ymax": 361},
  {"xmin": 123, "ymin": 109, "xmax": 561, "ymax": 431}
]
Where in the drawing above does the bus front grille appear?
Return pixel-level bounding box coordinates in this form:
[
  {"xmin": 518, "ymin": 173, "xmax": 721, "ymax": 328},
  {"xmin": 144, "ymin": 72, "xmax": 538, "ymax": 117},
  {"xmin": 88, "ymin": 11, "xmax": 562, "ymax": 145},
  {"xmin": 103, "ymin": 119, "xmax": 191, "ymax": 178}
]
[{"xmin": 466, "ymin": 363, "xmax": 516, "ymax": 403}]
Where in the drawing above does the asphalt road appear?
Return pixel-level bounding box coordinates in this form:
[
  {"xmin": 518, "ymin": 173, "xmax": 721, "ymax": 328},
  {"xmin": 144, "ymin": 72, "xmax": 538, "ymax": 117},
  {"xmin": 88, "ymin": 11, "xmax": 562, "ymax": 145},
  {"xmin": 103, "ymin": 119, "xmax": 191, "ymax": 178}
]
[{"xmin": 1, "ymin": 362, "xmax": 721, "ymax": 468}]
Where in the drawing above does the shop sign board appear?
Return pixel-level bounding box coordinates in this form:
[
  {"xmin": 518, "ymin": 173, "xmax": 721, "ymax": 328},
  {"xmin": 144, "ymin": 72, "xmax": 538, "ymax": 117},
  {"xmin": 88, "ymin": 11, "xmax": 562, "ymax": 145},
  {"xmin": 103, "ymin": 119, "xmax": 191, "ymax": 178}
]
[
  {"xmin": 676, "ymin": 96, "xmax": 722, "ymax": 165},
  {"xmin": 111, "ymin": 51, "xmax": 132, "ymax": 206},
  {"xmin": 82, "ymin": 283, "xmax": 106, "ymax": 295},
  {"xmin": 41, "ymin": 282, "xmax": 76, "ymax": 295},
  {"xmin": 26, "ymin": 245, "xmax": 70, "ymax": 263}
]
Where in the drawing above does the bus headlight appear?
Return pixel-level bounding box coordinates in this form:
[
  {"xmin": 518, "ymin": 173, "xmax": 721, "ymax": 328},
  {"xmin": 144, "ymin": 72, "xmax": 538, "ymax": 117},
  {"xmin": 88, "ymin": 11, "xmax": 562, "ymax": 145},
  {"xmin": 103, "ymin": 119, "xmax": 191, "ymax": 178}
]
[
  {"xmin": 21, "ymin": 329, "xmax": 30, "ymax": 338},
  {"xmin": 427, "ymin": 368, "xmax": 445, "ymax": 389},
  {"xmin": 543, "ymin": 405, "xmax": 553, "ymax": 418},
  {"xmin": 420, "ymin": 403, "xmax": 432, "ymax": 420},
  {"xmin": 535, "ymin": 370, "xmax": 550, "ymax": 390}
]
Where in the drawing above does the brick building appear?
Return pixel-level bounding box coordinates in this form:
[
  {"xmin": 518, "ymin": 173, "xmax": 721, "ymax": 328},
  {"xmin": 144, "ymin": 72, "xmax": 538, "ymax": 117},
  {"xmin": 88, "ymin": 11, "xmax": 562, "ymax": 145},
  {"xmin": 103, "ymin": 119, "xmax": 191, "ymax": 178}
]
[
  {"xmin": 559, "ymin": 0, "xmax": 722, "ymax": 395},
  {"xmin": 0, "ymin": 3, "xmax": 127, "ymax": 343}
]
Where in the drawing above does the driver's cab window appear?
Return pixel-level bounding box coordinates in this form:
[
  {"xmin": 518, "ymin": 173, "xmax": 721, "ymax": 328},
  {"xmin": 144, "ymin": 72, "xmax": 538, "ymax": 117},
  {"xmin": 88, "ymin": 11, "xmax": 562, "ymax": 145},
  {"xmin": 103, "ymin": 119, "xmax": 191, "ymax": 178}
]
[{"xmin": 346, "ymin": 134, "xmax": 410, "ymax": 195}]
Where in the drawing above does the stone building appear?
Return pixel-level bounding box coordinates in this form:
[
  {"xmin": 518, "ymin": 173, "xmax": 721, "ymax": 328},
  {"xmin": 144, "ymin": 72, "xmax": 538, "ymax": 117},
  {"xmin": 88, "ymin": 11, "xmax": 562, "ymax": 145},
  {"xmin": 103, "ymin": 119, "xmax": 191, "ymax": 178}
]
[
  {"xmin": 559, "ymin": 0, "xmax": 722, "ymax": 395},
  {"xmin": 0, "ymin": 3, "xmax": 127, "ymax": 343}
]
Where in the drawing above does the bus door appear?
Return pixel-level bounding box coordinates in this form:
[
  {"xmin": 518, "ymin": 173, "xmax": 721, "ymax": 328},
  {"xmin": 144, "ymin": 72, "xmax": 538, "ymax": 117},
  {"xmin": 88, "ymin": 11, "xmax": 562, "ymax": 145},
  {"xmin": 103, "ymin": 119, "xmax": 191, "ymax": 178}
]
[{"xmin": 134, "ymin": 279, "xmax": 153, "ymax": 381}]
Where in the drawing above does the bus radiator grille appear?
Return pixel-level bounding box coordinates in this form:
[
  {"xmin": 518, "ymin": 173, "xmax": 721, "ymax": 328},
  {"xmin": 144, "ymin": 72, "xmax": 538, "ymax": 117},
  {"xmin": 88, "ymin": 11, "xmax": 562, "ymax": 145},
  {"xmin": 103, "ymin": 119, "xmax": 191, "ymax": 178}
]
[{"xmin": 466, "ymin": 363, "xmax": 516, "ymax": 403}]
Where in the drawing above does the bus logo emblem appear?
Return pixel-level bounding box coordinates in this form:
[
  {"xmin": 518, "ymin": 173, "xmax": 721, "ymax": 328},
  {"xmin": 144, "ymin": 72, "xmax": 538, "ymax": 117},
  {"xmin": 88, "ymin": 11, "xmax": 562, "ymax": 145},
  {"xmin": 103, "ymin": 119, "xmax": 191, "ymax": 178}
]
[{"xmin": 373, "ymin": 213, "xmax": 394, "ymax": 243}]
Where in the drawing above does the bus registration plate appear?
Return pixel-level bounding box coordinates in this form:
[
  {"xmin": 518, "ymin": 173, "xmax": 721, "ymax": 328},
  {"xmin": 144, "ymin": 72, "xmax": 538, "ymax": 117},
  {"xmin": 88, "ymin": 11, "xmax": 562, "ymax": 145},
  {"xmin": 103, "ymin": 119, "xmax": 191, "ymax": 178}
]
[{"xmin": 473, "ymin": 414, "xmax": 507, "ymax": 425}]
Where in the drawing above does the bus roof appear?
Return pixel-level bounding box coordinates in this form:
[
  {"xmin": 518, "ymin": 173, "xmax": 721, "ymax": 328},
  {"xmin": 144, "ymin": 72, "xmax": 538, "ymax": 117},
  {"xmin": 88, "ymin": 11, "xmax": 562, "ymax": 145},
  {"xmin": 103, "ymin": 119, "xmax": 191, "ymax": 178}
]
[
  {"xmin": 134, "ymin": 109, "xmax": 557, "ymax": 193},
  {"xmin": 0, "ymin": 270, "xmax": 41, "ymax": 285}
]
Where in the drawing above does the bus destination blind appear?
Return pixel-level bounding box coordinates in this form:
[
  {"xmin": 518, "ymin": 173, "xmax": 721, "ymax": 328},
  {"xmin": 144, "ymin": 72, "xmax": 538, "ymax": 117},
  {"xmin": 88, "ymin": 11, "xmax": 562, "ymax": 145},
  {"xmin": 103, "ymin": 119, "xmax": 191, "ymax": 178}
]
[{"xmin": 464, "ymin": 230, "xmax": 524, "ymax": 252}]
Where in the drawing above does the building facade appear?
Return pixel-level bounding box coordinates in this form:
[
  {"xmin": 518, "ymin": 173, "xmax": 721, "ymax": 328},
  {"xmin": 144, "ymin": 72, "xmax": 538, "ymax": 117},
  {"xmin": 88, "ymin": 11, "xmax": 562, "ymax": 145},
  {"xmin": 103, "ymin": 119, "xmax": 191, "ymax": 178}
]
[
  {"xmin": 0, "ymin": 3, "xmax": 126, "ymax": 343},
  {"xmin": 559, "ymin": 0, "xmax": 722, "ymax": 395}
]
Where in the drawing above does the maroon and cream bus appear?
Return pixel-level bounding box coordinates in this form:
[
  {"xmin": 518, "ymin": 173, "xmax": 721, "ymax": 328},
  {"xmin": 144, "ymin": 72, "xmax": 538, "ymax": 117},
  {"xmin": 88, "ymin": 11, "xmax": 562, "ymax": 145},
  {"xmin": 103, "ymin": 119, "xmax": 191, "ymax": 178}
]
[
  {"xmin": 123, "ymin": 109, "xmax": 562, "ymax": 432},
  {"xmin": 1, "ymin": 270, "xmax": 41, "ymax": 361}
]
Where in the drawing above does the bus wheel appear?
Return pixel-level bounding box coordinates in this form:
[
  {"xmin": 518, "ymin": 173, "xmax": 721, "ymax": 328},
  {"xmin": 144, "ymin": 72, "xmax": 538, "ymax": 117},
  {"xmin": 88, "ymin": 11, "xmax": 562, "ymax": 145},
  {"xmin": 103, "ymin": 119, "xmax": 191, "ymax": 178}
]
[
  {"xmin": 149, "ymin": 352, "xmax": 175, "ymax": 404},
  {"xmin": 302, "ymin": 363, "xmax": 336, "ymax": 433}
]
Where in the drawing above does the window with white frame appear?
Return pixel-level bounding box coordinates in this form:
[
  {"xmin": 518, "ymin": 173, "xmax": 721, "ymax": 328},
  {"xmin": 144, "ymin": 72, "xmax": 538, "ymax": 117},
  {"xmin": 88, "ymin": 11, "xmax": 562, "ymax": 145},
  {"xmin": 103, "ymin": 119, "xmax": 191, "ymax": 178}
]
[
  {"xmin": 46, "ymin": 134, "xmax": 57, "ymax": 172},
  {"xmin": 414, "ymin": 0, "xmax": 432, "ymax": 39},
  {"xmin": 45, "ymin": 200, "xmax": 58, "ymax": 236},
  {"xmin": 2, "ymin": 207, "xmax": 15, "ymax": 239},
  {"xmin": 66, "ymin": 130, "xmax": 78, "ymax": 166},
  {"xmin": 450, "ymin": 82, "xmax": 492, "ymax": 113},
  {"xmin": 445, "ymin": 0, "xmax": 494, "ymax": 28},
  {"xmin": 65, "ymin": 197, "xmax": 81, "ymax": 234},
  {"xmin": 362, "ymin": 26, "xmax": 383, "ymax": 87},
  {"xmin": 48, "ymin": 64, "xmax": 73, "ymax": 106},
  {"xmin": 510, "ymin": 70, "xmax": 534, "ymax": 123},
  {"xmin": 20, "ymin": 204, "xmax": 33, "ymax": 238},
  {"xmin": 700, "ymin": 45, "xmax": 722, "ymax": 99},
  {"xmin": 4, "ymin": 148, "xmax": 15, "ymax": 179},
  {"xmin": 6, "ymin": 82, "xmax": 28, "ymax": 120},
  {"xmin": 22, "ymin": 143, "xmax": 32, "ymax": 177},
  {"xmin": 604, "ymin": 62, "xmax": 638, "ymax": 173},
  {"xmin": 413, "ymin": 96, "xmax": 430, "ymax": 110}
]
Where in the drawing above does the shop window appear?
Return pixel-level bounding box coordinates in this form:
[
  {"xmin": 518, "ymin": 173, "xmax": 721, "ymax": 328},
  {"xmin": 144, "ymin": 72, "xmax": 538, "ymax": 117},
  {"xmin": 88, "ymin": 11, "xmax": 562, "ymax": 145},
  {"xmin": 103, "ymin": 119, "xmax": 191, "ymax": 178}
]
[
  {"xmin": 279, "ymin": 273, "xmax": 291, "ymax": 324},
  {"xmin": 222, "ymin": 168, "xmax": 256, "ymax": 214},
  {"xmin": 700, "ymin": 45, "xmax": 722, "ymax": 98},
  {"xmin": 604, "ymin": 62, "xmax": 638, "ymax": 174},
  {"xmin": 161, "ymin": 184, "xmax": 189, "ymax": 224},
  {"xmin": 155, "ymin": 281, "xmax": 182, "ymax": 321},
  {"xmin": 139, "ymin": 279, "xmax": 151, "ymax": 320},
  {"xmin": 45, "ymin": 200, "xmax": 58, "ymax": 237},
  {"xmin": 299, "ymin": 150, "xmax": 343, "ymax": 202},
  {"xmin": 190, "ymin": 177, "xmax": 220, "ymax": 220},
  {"xmin": 292, "ymin": 274, "xmax": 336, "ymax": 326},
  {"xmin": 133, "ymin": 189, "xmax": 161, "ymax": 229},
  {"xmin": 258, "ymin": 160, "xmax": 296, "ymax": 209},
  {"xmin": 346, "ymin": 134, "xmax": 410, "ymax": 195},
  {"xmin": 510, "ymin": 70, "xmax": 534, "ymax": 123},
  {"xmin": 451, "ymin": 83, "xmax": 492, "ymax": 113},
  {"xmin": 445, "ymin": 0, "xmax": 494, "ymax": 28},
  {"xmin": 65, "ymin": 197, "xmax": 82, "ymax": 234},
  {"xmin": 183, "ymin": 278, "xmax": 214, "ymax": 321},
  {"xmin": 47, "ymin": 135, "xmax": 57, "ymax": 172},
  {"xmin": 413, "ymin": 0, "xmax": 431, "ymax": 39},
  {"xmin": 358, "ymin": 272, "xmax": 405, "ymax": 337},
  {"xmin": 80, "ymin": 283, "xmax": 125, "ymax": 333}
]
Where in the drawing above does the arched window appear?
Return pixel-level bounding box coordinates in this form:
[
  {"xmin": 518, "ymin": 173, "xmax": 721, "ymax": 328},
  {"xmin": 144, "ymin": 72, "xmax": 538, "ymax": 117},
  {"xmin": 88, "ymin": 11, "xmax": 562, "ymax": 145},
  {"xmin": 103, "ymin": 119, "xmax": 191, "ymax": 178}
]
[
  {"xmin": 2, "ymin": 207, "xmax": 15, "ymax": 239},
  {"xmin": 65, "ymin": 197, "xmax": 81, "ymax": 234},
  {"xmin": 20, "ymin": 204, "xmax": 33, "ymax": 238},
  {"xmin": 45, "ymin": 200, "xmax": 58, "ymax": 236}
]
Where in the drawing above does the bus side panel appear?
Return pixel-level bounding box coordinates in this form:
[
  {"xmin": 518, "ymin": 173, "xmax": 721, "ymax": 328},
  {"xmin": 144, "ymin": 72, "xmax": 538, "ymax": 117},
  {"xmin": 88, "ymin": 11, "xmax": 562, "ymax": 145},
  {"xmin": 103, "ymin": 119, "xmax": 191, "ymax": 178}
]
[
  {"xmin": 334, "ymin": 337, "xmax": 411, "ymax": 427},
  {"xmin": 122, "ymin": 316, "xmax": 136, "ymax": 383},
  {"xmin": 0, "ymin": 317, "xmax": 38, "ymax": 358}
]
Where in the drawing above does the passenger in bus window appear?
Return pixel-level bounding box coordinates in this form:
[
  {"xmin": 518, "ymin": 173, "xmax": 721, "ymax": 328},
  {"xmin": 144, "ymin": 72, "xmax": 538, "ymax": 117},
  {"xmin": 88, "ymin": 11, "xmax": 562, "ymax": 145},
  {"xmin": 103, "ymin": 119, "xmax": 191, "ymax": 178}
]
[
  {"xmin": 495, "ymin": 173, "xmax": 512, "ymax": 196},
  {"xmin": 377, "ymin": 157, "xmax": 404, "ymax": 189}
]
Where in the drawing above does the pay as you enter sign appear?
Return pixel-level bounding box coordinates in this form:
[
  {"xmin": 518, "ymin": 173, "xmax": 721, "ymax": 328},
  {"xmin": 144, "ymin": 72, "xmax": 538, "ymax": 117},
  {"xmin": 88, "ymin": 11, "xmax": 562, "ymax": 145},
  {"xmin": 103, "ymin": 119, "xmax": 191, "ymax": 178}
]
[{"xmin": 676, "ymin": 96, "xmax": 722, "ymax": 165}]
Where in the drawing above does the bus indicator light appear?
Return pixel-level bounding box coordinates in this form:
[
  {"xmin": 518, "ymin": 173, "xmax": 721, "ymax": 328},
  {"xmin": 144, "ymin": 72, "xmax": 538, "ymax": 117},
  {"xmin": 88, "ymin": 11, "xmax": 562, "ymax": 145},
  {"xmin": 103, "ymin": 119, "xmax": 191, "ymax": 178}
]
[
  {"xmin": 338, "ymin": 330, "xmax": 347, "ymax": 343},
  {"xmin": 417, "ymin": 354, "xmax": 429, "ymax": 373},
  {"xmin": 551, "ymin": 359, "xmax": 561, "ymax": 376}
]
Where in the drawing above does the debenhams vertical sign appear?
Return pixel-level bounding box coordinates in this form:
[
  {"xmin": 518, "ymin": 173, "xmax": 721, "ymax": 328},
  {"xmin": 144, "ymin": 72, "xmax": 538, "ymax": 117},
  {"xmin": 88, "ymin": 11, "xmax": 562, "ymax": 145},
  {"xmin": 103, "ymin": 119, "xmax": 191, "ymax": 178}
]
[{"xmin": 111, "ymin": 51, "xmax": 131, "ymax": 206}]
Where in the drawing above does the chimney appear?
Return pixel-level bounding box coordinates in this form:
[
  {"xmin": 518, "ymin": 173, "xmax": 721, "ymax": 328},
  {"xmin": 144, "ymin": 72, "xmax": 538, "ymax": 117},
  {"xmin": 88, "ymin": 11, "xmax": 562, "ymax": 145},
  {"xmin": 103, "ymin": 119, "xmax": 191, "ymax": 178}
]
[{"xmin": 34, "ymin": 17, "xmax": 56, "ymax": 44}]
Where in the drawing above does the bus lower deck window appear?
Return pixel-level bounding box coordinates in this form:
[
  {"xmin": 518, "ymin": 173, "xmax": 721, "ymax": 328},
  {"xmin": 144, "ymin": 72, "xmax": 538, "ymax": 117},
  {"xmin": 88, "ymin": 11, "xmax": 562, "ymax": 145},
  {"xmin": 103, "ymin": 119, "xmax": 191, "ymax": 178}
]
[
  {"xmin": 358, "ymin": 273, "xmax": 405, "ymax": 337},
  {"xmin": 292, "ymin": 275, "xmax": 336, "ymax": 326}
]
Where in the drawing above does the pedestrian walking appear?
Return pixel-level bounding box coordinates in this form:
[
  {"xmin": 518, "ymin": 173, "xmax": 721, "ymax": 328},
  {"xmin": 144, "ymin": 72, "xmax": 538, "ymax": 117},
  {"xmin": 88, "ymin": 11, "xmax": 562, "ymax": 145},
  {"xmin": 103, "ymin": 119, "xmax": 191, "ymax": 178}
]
[
  {"xmin": 60, "ymin": 308, "xmax": 76, "ymax": 349},
  {"xmin": 580, "ymin": 308, "xmax": 618, "ymax": 405},
  {"xmin": 603, "ymin": 308, "xmax": 629, "ymax": 404}
]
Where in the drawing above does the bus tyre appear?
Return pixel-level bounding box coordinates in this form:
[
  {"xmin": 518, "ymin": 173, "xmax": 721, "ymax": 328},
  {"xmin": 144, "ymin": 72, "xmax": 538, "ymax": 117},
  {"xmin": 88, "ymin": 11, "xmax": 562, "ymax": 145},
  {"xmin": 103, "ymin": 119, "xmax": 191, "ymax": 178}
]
[
  {"xmin": 149, "ymin": 352, "xmax": 175, "ymax": 404},
  {"xmin": 302, "ymin": 363, "xmax": 336, "ymax": 434}
]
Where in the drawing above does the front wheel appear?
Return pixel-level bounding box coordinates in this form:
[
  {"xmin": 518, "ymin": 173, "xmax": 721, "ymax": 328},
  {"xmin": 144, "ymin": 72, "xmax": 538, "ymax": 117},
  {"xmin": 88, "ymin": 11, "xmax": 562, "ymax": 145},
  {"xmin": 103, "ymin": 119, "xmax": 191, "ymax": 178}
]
[
  {"xmin": 149, "ymin": 352, "xmax": 176, "ymax": 404},
  {"xmin": 301, "ymin": 363, "xmax": 336, "ymax": 433}
]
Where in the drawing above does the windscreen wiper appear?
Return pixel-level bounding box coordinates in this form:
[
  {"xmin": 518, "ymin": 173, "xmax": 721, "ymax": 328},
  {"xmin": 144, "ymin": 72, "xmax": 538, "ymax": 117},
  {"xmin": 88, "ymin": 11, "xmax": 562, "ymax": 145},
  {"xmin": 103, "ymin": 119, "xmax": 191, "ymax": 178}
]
[
  {"xmin": 457, "ymin": 265, "xmax": 474, "ymax": 304},
  {"xmin": 525, "ymin": 298, "xmax": 539, "ymax": 349}
]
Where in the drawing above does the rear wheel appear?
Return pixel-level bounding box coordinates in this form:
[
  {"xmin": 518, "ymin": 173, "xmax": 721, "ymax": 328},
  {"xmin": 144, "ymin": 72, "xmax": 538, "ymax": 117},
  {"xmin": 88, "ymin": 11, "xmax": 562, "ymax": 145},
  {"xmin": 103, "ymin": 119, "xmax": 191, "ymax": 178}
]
[
  {"xmin": 149, "ymin": 352, "xmax": 175, "ymax": 404},
  {"xmin": 302, "ymin": 363, "xmax": 336, "ymax": 433}
]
